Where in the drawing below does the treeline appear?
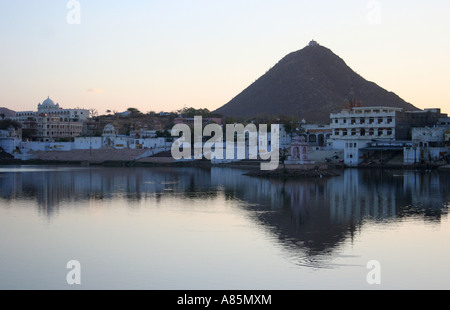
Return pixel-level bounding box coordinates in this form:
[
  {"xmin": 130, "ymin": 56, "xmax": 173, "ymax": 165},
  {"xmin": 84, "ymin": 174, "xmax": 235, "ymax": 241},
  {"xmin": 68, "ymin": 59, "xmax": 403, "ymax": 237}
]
[{"xmin": 0, "ymin": 119, "xmax": 22, "ymax": 130}]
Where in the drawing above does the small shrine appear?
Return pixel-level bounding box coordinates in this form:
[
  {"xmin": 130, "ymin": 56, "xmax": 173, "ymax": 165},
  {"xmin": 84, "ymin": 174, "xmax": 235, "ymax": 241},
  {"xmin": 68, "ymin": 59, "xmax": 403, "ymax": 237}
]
[{"xmin": 285, "ymin": 136, "xmax": 315, "ymax": 165}]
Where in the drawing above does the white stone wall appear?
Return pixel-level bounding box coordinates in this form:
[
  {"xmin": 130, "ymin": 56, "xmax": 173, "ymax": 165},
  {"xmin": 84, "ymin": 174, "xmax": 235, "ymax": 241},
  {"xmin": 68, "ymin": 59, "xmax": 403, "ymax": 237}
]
[
  {"xmin": 74, "ymin": 137, "xmax": 103, "ymax": 150},
  {"xmin": 0, "ymin": 139, "xmax": 20, "ymax": 154},
  {"xmin": 3, "ymin": 136, "xmax": 174, "ymax": 156}
]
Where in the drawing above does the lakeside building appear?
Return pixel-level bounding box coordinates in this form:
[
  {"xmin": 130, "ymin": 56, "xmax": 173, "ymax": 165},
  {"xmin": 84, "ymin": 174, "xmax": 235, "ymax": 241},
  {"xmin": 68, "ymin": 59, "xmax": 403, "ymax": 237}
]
[
  {"xmin": 0, "ymin": 126, "xmax": 22, "ymax": 155},
  {"xmin": 300, "ymin": 123, "xmax": 332, "ymax": 148},
  {"xmin": 0, "ymin": 123, "xmax": 172, "ymax": 160},
  {"xmin": 404, "ymin": 123, "xmax": 450, "ymax": 164},
  {"xmin": 12, "ymin": 97, "xmax": 90, "ymax": 142},
  {"xmin": 329, "ymin": 106, "xmax": 409, "ymax": 166},
  {"xmin": 328, "ymin": 106, "xmax": 448, "ymax": 166},
  {"xmin": 330, "ymin": 107, "xmax": 409, "ymax": 145}
]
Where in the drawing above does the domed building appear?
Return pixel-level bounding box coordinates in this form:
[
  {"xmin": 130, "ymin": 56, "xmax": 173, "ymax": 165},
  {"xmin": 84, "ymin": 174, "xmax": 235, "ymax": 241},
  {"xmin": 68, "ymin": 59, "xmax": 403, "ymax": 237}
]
[
  {"xmin": 102, "ymin": 124, "xmax": 117, "ymax": 147},
  {"xmin": 38, "ymin": 97, "xmax": 60, "ymax": 112},
  {"xmin": 13, "ymin": 96, "xmax": 90, "ymax": 142}
]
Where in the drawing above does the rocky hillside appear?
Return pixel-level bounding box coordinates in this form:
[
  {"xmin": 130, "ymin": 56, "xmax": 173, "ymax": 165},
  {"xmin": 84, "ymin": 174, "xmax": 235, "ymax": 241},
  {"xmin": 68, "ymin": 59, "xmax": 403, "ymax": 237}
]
[{"xmin": 214, "ymin": 43, "xmax": 418, "ymax": 123}]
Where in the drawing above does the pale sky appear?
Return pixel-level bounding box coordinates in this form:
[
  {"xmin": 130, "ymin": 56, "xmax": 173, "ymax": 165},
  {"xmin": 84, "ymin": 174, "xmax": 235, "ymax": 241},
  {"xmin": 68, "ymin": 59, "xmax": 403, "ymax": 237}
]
[{"xmin": 1, "ymin": 0, "xmax": 449, "ymax": 115}]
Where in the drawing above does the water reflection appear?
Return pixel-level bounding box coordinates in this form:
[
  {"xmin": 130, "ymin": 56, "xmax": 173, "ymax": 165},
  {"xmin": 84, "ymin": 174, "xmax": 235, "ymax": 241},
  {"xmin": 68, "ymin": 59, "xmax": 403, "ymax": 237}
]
[
  {"xmin": 217, "ymin": 168, "xmax": 449, "ymax": 267},
  {"xmin": 0, "ymin": 166, "xmax": 449, "ymax": 266}
]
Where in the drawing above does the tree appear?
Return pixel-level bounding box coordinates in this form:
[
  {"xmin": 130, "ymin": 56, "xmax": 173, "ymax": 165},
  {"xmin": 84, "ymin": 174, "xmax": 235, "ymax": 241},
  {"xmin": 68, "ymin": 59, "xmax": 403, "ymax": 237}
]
[
  {"xmin": 0, "ymin": 119, "xmax": 22, "ymax": 130},
  {"xmin": 280, "ymin": 148, "xmax": 289, "ymax": 169},
  {"xmin": 127, "ymin": 107, "xmax": 142, "ymax": 117},
  {"xmin": 178, "ymin": 107, "xmax": 211, "ymax": 118},
  {"xmin": 0, "ymin": 113, "xmax": 5, "ymax": 120}
]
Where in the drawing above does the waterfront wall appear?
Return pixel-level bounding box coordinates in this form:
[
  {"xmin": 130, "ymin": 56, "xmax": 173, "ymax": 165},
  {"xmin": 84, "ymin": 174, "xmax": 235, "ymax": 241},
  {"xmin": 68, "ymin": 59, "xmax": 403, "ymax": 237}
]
[{"xmin": 0, "ymin": 136, "xmax": 171, "ymax": 161}]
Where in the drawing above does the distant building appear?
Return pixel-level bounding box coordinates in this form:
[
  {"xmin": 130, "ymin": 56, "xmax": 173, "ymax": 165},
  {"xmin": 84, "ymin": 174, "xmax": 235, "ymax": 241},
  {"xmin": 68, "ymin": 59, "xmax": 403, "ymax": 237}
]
[
  {"xmin": 115, "ymin": 111, "xmax": 131, "ymax": 117},
  {"xmin": 439, "ymin": 117, "xmax": 450, "ymax": 126},
  {"xmin": 301, "ymin": 124, "xmax": 332, "ymax": 147},
  {"xmin": 13, "ymin": 97, "xmax": 90, "ymax": 142},
  {"xmin": 329, "ymin": 106, "xmax": 448, "ymax": 166},
  {"xmin": 140, "ymin": 130, "xmax": 158, "ymax": 139},
  {"xmin": 102, "ymin": 124, "xmax": 118, "ymax": 147},
  {"xmin": 309, "ymin": 40, "xmax": 319, "ymax": 47},
  {"xmin": 407, "ymin": 109, "xmax": 447, "ymax": 128},
  {"xmin": 174, "ymin": 117, "xmax": 223, "ymax": 126},
  {"xmin": 0, "ymin": 126, "xmax": 22, "ymax": 154},
  {"xmin": 412, "ymin": 127, "xmax": 447, "ymax": 148},
  {"xmin": 330, "ymin": 107, "xmax": 407, "ymax": 151},
  {"xmin": 285, "ymin": 136, "xmax": 315, "ymax": 165}
]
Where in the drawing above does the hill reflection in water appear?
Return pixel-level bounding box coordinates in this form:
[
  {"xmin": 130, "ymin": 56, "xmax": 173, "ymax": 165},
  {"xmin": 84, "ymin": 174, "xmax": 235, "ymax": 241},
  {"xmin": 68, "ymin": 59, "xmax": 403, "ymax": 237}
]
[{"xmin": 1, "ymin": 166, "xmax": 448, "ymax": 267}]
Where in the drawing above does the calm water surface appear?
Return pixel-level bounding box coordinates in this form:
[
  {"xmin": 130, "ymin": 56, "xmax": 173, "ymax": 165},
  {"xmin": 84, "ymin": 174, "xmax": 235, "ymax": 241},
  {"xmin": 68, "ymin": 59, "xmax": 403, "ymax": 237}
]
[{"xmin": 0, "ymin": 165, "xmax": 449, "ymax": 290}]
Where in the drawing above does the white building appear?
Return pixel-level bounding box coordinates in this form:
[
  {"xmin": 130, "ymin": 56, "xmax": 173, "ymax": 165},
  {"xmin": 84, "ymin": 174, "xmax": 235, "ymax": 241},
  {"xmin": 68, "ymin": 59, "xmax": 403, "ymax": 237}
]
[
  {"xmin": 13, "ymin": 97, "xmax": 90, "ymax": 142},
  {"xmin": 301, "ymin": 124, "xmax": 332, "ymax": 147},
  {"xmin": 330, "ymin": 107, "xmax": 405, "ymax": 146},
  {"xmin": 0, "ymin": 126, "xmax": 22, "ymax": 154},
  {"xmin": 412, "ymin": 127, "xmax": 447, "ymax": 147},
  {"xmin": 329, "ymin": 107, "xmax": 408, "ymax": 166},
  {"xmin": 404, "ymin": 126, "xmax": 449, "ymax": 164}
]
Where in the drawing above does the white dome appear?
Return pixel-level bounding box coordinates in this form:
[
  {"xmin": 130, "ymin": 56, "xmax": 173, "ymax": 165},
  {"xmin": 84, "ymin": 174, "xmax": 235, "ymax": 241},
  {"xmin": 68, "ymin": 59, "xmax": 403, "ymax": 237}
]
[
  {"xmin": 102, "ymin": 124, "xmax": 117, "ymax": 136},
  {"xmin": 42, "ymin": 97, "xmax": 56, "ymax": 106}
]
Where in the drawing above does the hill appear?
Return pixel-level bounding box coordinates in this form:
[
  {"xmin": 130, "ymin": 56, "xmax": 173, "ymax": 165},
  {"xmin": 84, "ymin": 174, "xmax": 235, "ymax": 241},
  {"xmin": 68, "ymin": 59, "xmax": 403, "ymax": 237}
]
[
  {"xmin": 214, "ymin": 42, "xmax": 419, "ymax": 123},
  {"xmin": 0, "ymin": 107, "xmax": 16, "ymax": 118}
]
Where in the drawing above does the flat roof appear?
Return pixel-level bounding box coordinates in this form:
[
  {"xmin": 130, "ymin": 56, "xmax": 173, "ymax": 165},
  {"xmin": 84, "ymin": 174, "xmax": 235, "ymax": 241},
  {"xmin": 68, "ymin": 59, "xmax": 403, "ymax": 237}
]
[{"xmin": 351, "ymin": 107, "xmax": 404, "ymax": 111}]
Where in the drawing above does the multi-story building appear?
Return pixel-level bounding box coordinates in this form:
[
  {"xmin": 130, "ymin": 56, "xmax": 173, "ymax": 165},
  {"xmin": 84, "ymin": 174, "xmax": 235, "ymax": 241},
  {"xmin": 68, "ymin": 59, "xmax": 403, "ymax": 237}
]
[
  {"xmin": 329, "ymin": 107, "xmax": 409, "ymax": 150},
  {"xmin": 329, "ymin": 106, "xmax": 448, "ymax": 166},
  {"xmin": 13, "ymin": 97, "xmax": 90, "ymax": 142}
]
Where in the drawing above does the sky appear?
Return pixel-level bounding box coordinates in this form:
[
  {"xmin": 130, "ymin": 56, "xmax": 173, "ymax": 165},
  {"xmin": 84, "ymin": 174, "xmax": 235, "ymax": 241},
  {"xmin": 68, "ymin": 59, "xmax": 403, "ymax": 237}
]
[{"xmin": 0, "ymin": 0, "xmax": 449, "ymax": 116}]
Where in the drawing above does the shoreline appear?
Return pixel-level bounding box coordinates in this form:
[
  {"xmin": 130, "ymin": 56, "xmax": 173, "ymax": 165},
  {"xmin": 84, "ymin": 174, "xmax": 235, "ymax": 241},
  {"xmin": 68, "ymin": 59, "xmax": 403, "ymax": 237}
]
[{"xmin": 1, "ymin": 158, "xmax": 449, "ymax": 175}]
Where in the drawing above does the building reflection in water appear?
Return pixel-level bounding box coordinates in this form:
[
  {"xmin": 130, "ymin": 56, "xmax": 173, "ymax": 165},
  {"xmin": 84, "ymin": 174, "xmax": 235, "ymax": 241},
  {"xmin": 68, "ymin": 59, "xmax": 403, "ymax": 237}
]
[{"xmin": 0, "ymin": 166, "xmax": 448, "ymax": 264}]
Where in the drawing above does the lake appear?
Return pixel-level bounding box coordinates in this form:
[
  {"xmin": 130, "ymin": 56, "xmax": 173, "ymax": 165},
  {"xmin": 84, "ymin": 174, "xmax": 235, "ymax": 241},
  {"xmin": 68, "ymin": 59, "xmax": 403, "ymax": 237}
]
[{"xmin": 0, "ymin": 165, "xmax": 449, "ymax": 290}]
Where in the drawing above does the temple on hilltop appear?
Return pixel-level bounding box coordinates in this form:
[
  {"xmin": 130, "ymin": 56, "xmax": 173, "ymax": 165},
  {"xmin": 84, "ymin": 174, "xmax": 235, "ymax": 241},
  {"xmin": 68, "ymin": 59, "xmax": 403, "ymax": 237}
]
[{"xmin": 309, "ymin": 40, "xmax": 319, "ymax": 47}]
